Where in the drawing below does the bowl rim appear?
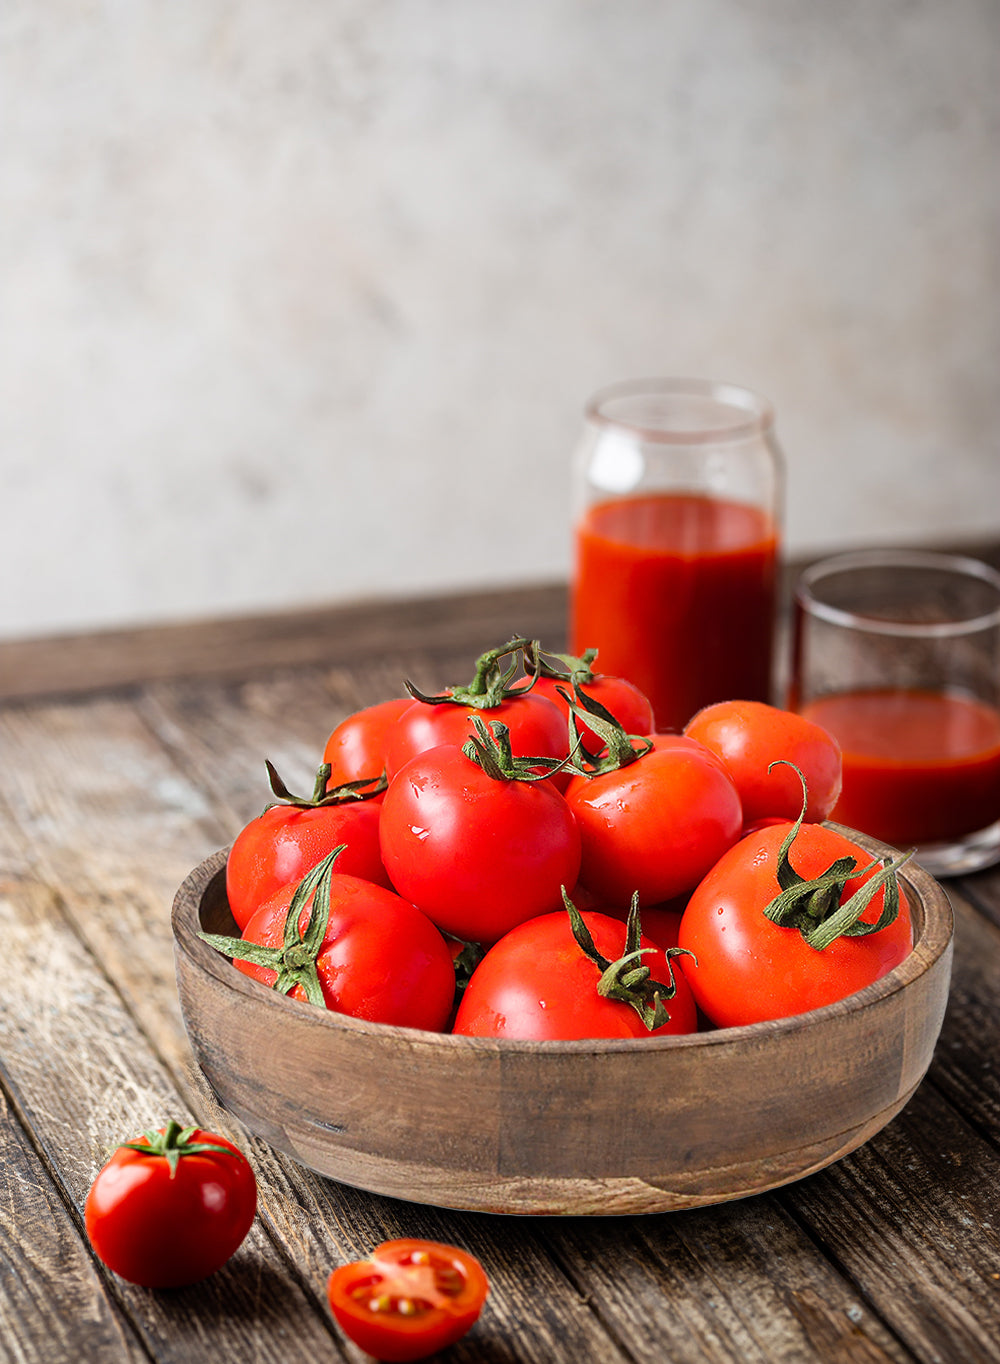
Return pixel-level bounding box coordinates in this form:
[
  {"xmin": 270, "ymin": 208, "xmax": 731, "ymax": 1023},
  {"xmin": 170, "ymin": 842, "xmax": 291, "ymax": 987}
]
[{"xmin": 172, "ymin": 826, "xmax": 954, "ymax": 1055}]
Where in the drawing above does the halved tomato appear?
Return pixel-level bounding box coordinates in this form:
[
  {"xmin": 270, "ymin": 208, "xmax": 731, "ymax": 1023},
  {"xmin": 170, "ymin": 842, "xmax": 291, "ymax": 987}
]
[{"xmin": 327, "ymin": 1238, "xmax": 489, "ymax": 1361}]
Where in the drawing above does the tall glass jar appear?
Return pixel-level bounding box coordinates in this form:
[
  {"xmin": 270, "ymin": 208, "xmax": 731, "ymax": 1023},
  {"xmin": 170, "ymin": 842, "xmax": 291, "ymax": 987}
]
[{"xmin": 569, "ymin": 378, "xmax": 784, "ymax": 733}]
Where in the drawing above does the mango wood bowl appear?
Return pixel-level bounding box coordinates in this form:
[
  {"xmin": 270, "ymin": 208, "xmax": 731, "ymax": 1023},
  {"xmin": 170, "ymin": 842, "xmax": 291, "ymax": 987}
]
[{"xmin": 171, "ymin": 832, "xmax": 953, "ymax": 1216}]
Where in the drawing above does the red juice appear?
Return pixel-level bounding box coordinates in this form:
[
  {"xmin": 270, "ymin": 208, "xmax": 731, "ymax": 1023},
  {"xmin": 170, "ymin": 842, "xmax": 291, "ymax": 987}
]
[
  {"xmin": 800, "ymin": 689, "xmax": 1000, "ymax": 847},
  {"xmin": 570, "ymin": 492, "xmax": 779, "ymax": 733}
]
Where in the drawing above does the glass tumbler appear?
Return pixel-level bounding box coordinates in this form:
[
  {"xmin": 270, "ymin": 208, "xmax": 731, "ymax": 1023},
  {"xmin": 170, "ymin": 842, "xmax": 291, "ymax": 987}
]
[
  {"xmin": 790, "ymin": 549, "xmax": 1000, "ymax": 877},
  {"xmin": 569, "ymin": 378, "xmax": 784, "ymax": 733}
]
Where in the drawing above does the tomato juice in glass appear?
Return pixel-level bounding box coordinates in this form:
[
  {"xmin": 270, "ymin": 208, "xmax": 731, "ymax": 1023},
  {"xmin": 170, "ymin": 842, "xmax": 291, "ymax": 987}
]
[
  {"xmin": 791, "ymin": 549, "xmax": 1000, "ymax": 876},
  {"xmin": 569, "ymin": 379, "xmax": 783, "ymax": 735},
  {"xmin": 801, "ymin": 688, "xmax": 1000, "ymax": 848},
  {"xmin": 571, "ymin": 491, "xmax": 779, "ymax": 734}
]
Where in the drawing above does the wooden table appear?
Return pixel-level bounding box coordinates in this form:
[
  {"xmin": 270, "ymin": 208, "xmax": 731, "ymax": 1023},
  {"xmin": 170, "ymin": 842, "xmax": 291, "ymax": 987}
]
[{"xmin": 2, "ymin": 578, "xmax": 1000, "ymax": 1364}]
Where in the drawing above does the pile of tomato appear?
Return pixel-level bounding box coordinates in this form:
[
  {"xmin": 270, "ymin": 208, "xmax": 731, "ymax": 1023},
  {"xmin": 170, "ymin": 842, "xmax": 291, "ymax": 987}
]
[
  {"xmin": 84, "ymin": 636, "xmax": 917, "ymax": 1358},
  {"xmin": 204, "ymin": 636, "xmax": 916, "ymax": 1038}
]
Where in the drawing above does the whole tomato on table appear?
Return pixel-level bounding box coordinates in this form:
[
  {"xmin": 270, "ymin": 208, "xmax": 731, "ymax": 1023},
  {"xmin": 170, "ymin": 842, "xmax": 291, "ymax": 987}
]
[
  {"xmin": 85, "ymin": 1121, "xmax": 257, "ymax": 1288},
  {"xmin": 379, "ymin": 718, "xmax": 582, "ymax": 943},
  {"xmin": 678, "ymin": 768, "xmax": 914, "ymax": 1027},
  {"xmin": 225, "ymin": 759, "xmax": 391, "ymax": 931},
  {"xmin": 382, "ymin": 637, "xmax": 569, "ymax": 781},
  {"xmin": 327, "ymin": 1238, "xmax": 489, "ymax": 1362}
]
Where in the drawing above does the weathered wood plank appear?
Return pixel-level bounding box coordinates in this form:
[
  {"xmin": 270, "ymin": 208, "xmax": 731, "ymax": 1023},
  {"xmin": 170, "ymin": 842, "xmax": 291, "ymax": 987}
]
[
  {"xmin": 0, "ymin": 1086, "xmax": 148, "ymax": 1364},
  {"xmin": 0, "ymin": 583, "xmax": 569, "ymax": 702},
  {"xmin": 924, "ymin": 887, "xmax": 1000, "ymax": 1146},
  {"xmin": 543, "ymin": 1204, "xmax": 909, "ymax": 1363},
  {"xmin": 957, "ymin": 863, "xmax": 1000, "ymax": 935},
  {"xmin": 777, "ymin": 1081, "xmax": 1000, "ymax": 1364},
  {"xmin": 4, "ymin": 622, "xmax": 1000, "ymax": 1361},
  {"xmin": 0, "ymin": 867, "xmax": 352, "ymax": 1364},
  {"xmin": 0, "ymin": 695, "xmax": 637, "ymax": 1362}
]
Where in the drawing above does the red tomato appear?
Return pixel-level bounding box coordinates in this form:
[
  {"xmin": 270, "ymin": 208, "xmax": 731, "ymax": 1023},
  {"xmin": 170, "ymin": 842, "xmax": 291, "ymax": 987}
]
[
  {"xmin": 678, "ymin": 821, "xmax": 914, "ymax": 1027},
  {"xmin": 379, "ymin": 735, "xmax": 582, "ymax": 943},
  {"xmin": 230, "ymin": 862, "xmax": 456, "ymax": 1031},
  {"xmin": 84, "ymin": 1121, "xmax": 257, "ymax": 1288},
  {"xmin": 564, "ymin": 734, "xmax": 743, "ymax": 907},
  {"xmin": 531, "ymin": 672, "xmax": 654, "ymax": 756},
  {"xmin": 226, "ymin": 795, "xmax": 391, "ymax": 931},
  {"xmin": 684, "ymin": 699, "xmax": 842, "ymax": 826},
  {"xmin": 328, "ymin": 1239, "xmax": 489, "ymax": 1362},
  {"xmin": 383, "ymin": 691, "xmax": 567, "ymax": 781},
  {"xmin": 453, "ymin": 907, "xmax": 697, "ymax": 1039},
  {"xmin": 323, "ymin": 696, "xmax": 411, "ymax": 792}
]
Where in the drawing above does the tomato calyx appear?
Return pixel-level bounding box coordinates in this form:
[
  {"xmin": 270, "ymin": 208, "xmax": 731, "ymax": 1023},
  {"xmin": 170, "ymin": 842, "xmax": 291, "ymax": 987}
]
[
  {"xmin": 404, "ymin": 636, "xmax": 540, "ymax": 710},
  {"xmin": 522, "ymin": 642, "xmax": 600, "ymax": 685},
  {"xmin": 762, "ymin": 762, "xmax": 913, "ymax": 951},
  {"xmin": 461, "ymin": 715, "xmax": 573, "ymax": 782},
  {"xmin": 199, "ymin": 847, "xmax": 345, "ymax": 1005},
  {"xmin": 563, "ymin": 889, "xmax": 688, "ymax": 1030},
  {"xmin": 117, "ymin": 1120, "xmax": 237, "ymax": 1178},
  {"xmin": 263, "ymin": 759, "xmax": 386, "ymax": 811},
  {"xmin": 556, "ymin": 685, "xmax": 652, "ymax": 775},
  {"xmin": 447, "ymin": 936, "xmax": 487, "ymax": 995}
]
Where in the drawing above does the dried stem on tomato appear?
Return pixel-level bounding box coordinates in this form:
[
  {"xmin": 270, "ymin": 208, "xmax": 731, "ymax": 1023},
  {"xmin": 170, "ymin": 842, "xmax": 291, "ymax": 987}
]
[
  {"xmin": 403, "ymin": 636, "xmax": 540, "ymax": 709},
  {"xmin": 562, "ymin": 888, "xmax": 689, "ymax": 1031},
  {"xmin": 522, "ymin": 643, "xmax": 601, "ymax": 686},
  {"xmin": 199, "ymin": 846, "xmax": 345, "ymax": 1006},
  {"xmin": 263, "ymin": 759, "xmax": 386, "ymax": 811},
  {"xmin": 555, "ymin": 684, "xmax": 652, "ymax": 776},
  {"xmin": 761, "ymin": 761, "xmax": 913, "ymax": 951},
  {"xmin": 461, "ymin": 716, "xmax": 574, "ymax": 782}
]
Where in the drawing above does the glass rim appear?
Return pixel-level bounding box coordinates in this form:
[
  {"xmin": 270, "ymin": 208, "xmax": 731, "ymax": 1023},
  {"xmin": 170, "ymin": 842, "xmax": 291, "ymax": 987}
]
[
  {"xmin": 795, "ymin": 548, "xmax": 1000, "ymax": 638},
  {"xmin": 585, "ymin": 377, "xmax": 775, "ymax": 444}
]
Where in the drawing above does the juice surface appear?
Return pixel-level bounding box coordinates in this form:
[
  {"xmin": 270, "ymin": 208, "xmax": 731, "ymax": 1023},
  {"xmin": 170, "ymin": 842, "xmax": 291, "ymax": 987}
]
[
  {"xmin": 570, "ymin": 492, "xmax": 778, "ymax": 733},
  {"xmin": 801, "ymin": 688, "xmax": 1000, "ymax": 847}
]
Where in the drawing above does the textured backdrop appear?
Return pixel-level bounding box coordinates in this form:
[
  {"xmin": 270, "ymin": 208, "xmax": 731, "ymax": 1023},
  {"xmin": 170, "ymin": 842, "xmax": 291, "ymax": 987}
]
[{"xmin": 2, "ymin": 0, "xmax": 998, "ymax": 639}]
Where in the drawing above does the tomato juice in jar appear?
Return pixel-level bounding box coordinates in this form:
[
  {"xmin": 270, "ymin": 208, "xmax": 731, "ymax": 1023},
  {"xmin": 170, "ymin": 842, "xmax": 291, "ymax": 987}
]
[
  {"xmin": 791, "ymin": 549, "xmax": 1000, "ymax": 876},
  {"xmin": 572, "ymin": 492, "xmax": 778, "ymax": 734},
  {"xmin": 569, "ymin": 380, "xmax": 783, "ymax": 734}
]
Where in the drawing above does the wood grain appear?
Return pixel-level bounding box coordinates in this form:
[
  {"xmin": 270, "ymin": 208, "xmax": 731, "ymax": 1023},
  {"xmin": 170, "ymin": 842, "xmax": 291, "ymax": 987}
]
[
  {"xmin": 0, "ymin": 582, "xmax": 568, "ymax": 702},
  {"xmin": 0, "ymin": 1088, "xmax": 148, "ymax": 1363},
  {"xmin": 3, "ymin": 577, "xmax": 1000, "ymax": 1363}
]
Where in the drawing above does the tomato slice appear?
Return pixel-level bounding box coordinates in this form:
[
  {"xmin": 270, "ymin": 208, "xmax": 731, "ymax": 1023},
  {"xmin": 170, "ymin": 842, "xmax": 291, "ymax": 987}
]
[{"xmin": 327, "ymin": 1238, "xmax": 489, "ymax": 1362}]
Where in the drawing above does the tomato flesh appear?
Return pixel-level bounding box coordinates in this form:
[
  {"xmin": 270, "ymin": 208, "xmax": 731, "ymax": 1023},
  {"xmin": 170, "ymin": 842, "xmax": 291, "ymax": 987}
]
[{"xmin": 328, "ymin": 1239, "xmax": 488, "ymax": 1362}]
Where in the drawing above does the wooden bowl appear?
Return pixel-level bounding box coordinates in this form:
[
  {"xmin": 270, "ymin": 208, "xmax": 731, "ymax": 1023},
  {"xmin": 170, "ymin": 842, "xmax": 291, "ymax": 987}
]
[{"xmin": 172, "ymin": 832, "xmax": 953, "ymax": 1216}]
